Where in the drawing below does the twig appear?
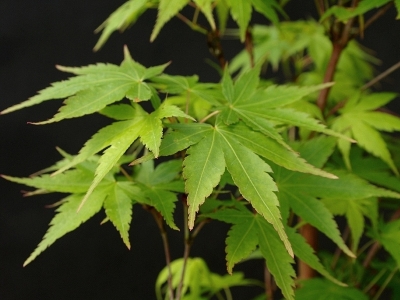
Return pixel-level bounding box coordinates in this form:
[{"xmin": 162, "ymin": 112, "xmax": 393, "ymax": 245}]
[
  {"xmin": 363, "ymin": 2, "xmax": 393, "ymax": 32},
  {"xmin": 331, "ymin": 226, "xmax": 350, "ymax": 269},
  {"xmin": 145, "ymin": 206, "xmax": 175, "ymax": 300},
  {"xmin": 176, "ymin": 198, "xmax": 190, "ymax": 300},
  {"xmin": 372, "ymin": 266, "xmax": 398, "ymax": 300},
  {"xmin": 265, "ymin": 263, "xmax": 274, "ymax": 300},
  {"xmin": 363, "ymin": 208, "xmax": 400, "ymax": 268},
  {"xmin": 362, "ymin": 61, "xmax": 400, "ymax": 91},
  {"xmin": 176, "ymin": 13, "xmax": 207, "ymax": 34},
  {"xmin": 298, "ymin": 223, "xmax": 317, "ymax": 279},
  {"xmin": 199, "ymin": 110, "xmax": 220, "ymax": 123}
]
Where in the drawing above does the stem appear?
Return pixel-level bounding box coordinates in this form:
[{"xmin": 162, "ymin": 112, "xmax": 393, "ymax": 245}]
[
  {"xmin": 331, "ymin": 226, "xmax": 350, "ymax": 270},
  {"xmin": 316, "ymin": 0, "xmax": 359, "ymax": 114},
  {"xmin": 363, "ymin": 208, "xmax": 400, "ymax": 268},
  {"xmin": 362, "ymin": 61, "xmax": 400, "ymax": 91},
  {"xmin": 372, "ymin": 267, "xmax": 398, "ymax": 300},
  {"xmin": 316, "ymin": 43, "xmax": 344, "ymax": 113},
  {"xmin": 176, "ymin": 199, "xmax": 190, "ymax": 300},
  {"xmin": 223, "ymin": 288, "xmax": 233, "ymax": 300},
  {"xmin": 265, "ymin": 263, "xmax": 274, "ymax": 300},
  {"xmin": 146, "ymin": 206, "xmax": 175, "ymax": 300},
  {"xmin": 245, "ymin": 27, "xmax": 255, "ymax": 68},
  {"xmin": 298, "ymin": 223, "xmax": 317, "ymax": 279},
  {"xmin": 363, "ymin": 268, "xmax": 386, "ymax": 294},
  {"xmin": 363, "ymin": 2, "xmax": 393, "ymax": 32},
  {"xmin": 199, "ymin": 110, "xmax": 220, "ymax": 123},
  {"xmin": 176, "ymin": 13, "xmax": 207, "ymax": 34}
]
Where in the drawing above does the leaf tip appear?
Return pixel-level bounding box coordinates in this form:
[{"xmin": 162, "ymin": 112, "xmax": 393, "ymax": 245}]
[{"xmin": 123, "ymin": 45, "xmax": 133, "ymax": 61}]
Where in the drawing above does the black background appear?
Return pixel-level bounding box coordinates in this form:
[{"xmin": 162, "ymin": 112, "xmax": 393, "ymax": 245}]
[{"xmin": 1, "ymin": 1, "xmax": 400, "ymax": 299}]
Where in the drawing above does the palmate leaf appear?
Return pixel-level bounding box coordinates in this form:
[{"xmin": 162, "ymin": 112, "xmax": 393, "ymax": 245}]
[
  {"xmin": 295, "ymin": 278, "xmax": 368, "ymax": 300},
  {"xmin": 23, "ymin": 186, "xmax": 109, "ymax": 266},
  {"xmin": 134, "ymin": 160, "xmax": 183, "ymax": 230},
  {"xmin": 219, "ymin": 67, "xmax": 349, "ymax": 143},
  {"xmin": 273, "ymin": 138, "xmax": 400, "ymax": 258},
  {"xmin": 376, "ymin": 219, "xmax": 400, "ymax": 267},
  {"xmin": 208, "ymin": 207, "xmax": 295, "ymax": 300},
  {"xmin": 332, "ymin": 92, "xmax": 400, "ymax": 175},
  {"xmin": 321, "ymin": 0, "xmax": 391, "ymax": 22},
  {"xmin": 93, "ymin": 0, "xmax": 149, "ymax": 51},
  {"xmin": 151, "ymin": 0, "xmax": 189, "ymax": 42},
  {"xmin": 181, "ymin": 120, "xmax": 293, "ymax": 256},
  {"xmin": 226, "ymin": 0, "xmax": 283, "ymax": 41},
  {"xmin": 77, "ymin": 103, "xmax": 192, "ymax": 211},
  {"xmin": 103, "ymin": 182, "xmax": 135, "ymax": 249},
  {"xmin": 1, "ymin": 47, "xmax": 167, "ymax": 120}
]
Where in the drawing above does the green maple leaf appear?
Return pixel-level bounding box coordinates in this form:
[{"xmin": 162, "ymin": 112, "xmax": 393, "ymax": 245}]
[
  {"xmin": 133, "ymin": 159, "xmax": 184, "ymax": 230},
  {"xmin": 321, "ymin": 0, "xmax": 391, "ymax": 22},
  {"xmin": 151, "ymin": 0, "xmax": 190, "ymax": 42},
  {"xmin": 93, "ymin": 0, "xmax": 149, "ymax": 51},
  {"xmin": 193, "ymin": 0, "xmax": 216, "ymax": 30},
  {"xmin": 331, "ymin": 92, "xmax": 400, "ymax": 175},
  {"xmin": 1, "ymin": 47, "xmax": 168, "ymax": 121},
  {"xmin": 273, "ymin": 137, "xmax": 400, "ymax": 258},
  {"xmin": 219, "ymin": 66, "xmax": 348, "ymax": 145},
  {"xmin": 180, "ymin": 119, "xmax": 293, "ymax": 257},
  {"xmin": 375, "ymin": 219, "xmax": 400, "ymax": 267},
  {"xmin": 226, "ymin": 0, "xmax": 283, "ymax": 41},
  {"xmin": 208, "ymin": 206, "xmax": 295, "ymax": 300},
  {"xmin": 67, "ymin": 103, "xmax": 192, "ymax": 211},
  {"xmin": 295, "ymin": 278, "xmax": 368, "ymax": 300}
]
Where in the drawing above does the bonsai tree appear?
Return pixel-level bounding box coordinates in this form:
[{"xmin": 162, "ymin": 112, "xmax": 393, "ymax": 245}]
[{"xmin": 3, "ymin": 0, "xmax": 400, "ymax": 299}]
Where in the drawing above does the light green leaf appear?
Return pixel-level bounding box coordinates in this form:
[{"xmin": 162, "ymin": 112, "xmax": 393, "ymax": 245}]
[
  {"xmin": 256, "ymin": 215, "xmax": 295, "ymax": 300},
  {"xmin": 283, "ymin": 192, "xmax": 354, "ymax": 258},
  {"xmin": 226, "ymin": 218, "xmax": 258, "ymax": 274},
  {"xmin": 193, "ymin": 0, "xmax": 216, "ymax": 30},
  {"xmin": 183, "ymin": 129, "xmax": 225, "ymax": 229},
  {"xmin": 378, "ymin": 219, "xmax": 400, "ymax": 266},
  {"xmin": 216, "ymin": 0, "xmax": 229, "ymax": 33},
  {"xmin": 217, "ymin": 127, "xmax": 293, "ymax": 257},
  {"xmin": 2, "ymin": 169, "xmax": 94, "ymax": 194},
  {"xmin": 3, "ymin": 48, "xmax": 167, "ymax": 120},
  {"xmin": 251, "ymin": 0, "xmax": 282, "ymax": 24},
  {"xmin": 104, "ymin": 183, "xmax": 134, "ymax": 248},
  {"xmin": 228, "ymin": 0, "xmax": 252, "ymax": 42},
  {"xmin": 100, "ymin": 104, "xmax": 136, "ymax": 120},
  {"xmin": 220, "ymin": 123, "xmax": 337, "ymax": 178},
  {"xmin": 144, "ymin": 188, "xmax": 179, "ymax": 230},
  {"xmin": 139, "ymin": 114, "xmax": 163, "ymax": 157},
  {"xmin": 94, "ymin": 0, "xmax": 148, "ymax": 51},
  {"xmin": 79, "ymin": 120, "xmax": 144, "ymax": 210},
  {"xmin": 24, "ymin": 187, "xmax": 108, "ymax": 266},
  {"xmin": 287, "ymin": 227, "xmax": 346, "ymax": 286},
  {"xmin": 295, "ymin": 278, "xmax": 368, "ymax": 300},
  {"xmin": 151, "ymin": 0, "xmax": 190, "ymax": 42}
]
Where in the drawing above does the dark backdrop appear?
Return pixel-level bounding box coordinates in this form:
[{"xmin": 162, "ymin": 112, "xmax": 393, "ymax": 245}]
[{"xmin": 1, "ymin": 1, "xmax": 400, "ymax": 299}]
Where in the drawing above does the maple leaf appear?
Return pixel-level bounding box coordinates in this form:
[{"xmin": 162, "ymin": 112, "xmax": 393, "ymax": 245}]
[
  {"xmin": 93, "ymin": 0, "xmax": 149, "ymax": 51},
  {"xmin": 133, "ymin": 159, "xmax": 184, "ymax": 230},
  {"xmin": 4, "ymin": 161, "xmax": 145, "ymax": 265},
  {"xmin": 208, "ymin": 205, "xmax": 295, "ymax": 300},
  {"xmin": 272, "ymin": 136, "xmax": 400, "ymax": 257},
  {"xmin": 1, "ymin": 47, "xmax": 168, "ymax": 122},
  {"xmin": 331, "ymin": 92, "xmax": 400, "ymax": 175},
  {"xmin": 219, "ymin": 66, "xmax": 350, "ymax": 146},
  {"xmin": 295, "ymin": 278, "xmax": 368, "ymax": 300}
]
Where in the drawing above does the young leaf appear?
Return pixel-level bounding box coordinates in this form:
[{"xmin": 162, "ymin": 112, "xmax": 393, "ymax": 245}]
[
  {"xmin": 79, "ymin": 103, "xmax": 191, "ymax": 211},
  {"xmin": 183, "ymin": 128, "xmax": 226, "ymax": 229},
  {"xmin": 94, "ymin": 0, "xmax": 148, "ymax": 51},
  {"xmin": 24, "ymin": 186, "xmax": 109, "ymax": 266},
  {"xmin": 2, "ymin": 169, "xmax": 94, "ymax": 194},
  {"xmin": 295, "ymin": 278, "xmax": 368, "ymax": 300},
  {"xmin": 104, "ymin": 183, "xmax": 134, "ymax": 249},
  {"xmin": 332, "ymin": 92, "xmax": 400, "ymax": 174},
  {"xmin": 151, "ymin": 0, "xmax": 190, "ymax": 42},
  {"xmin": 193, "ymin": 0, "xmax": 216, "ymax": 30},
  {"xmin": 228, "ymin": 0, "xmax": 252, "ymax": 42},
  {"xmin": 208, "ymin": 207, "xmax": 295, "ymax": 299},
  {"xmin": 2, "ymin": 47, "xmax": 167, "ymax": 121},
  {"xmin": 286, "ymin": 227, "xmax": 346, "ymax": 286}
]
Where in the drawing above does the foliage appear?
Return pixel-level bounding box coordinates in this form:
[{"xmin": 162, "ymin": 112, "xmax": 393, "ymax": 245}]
[{"xmin": 3, "ymin": 0, "xmax": 400, "ymax": 299}]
